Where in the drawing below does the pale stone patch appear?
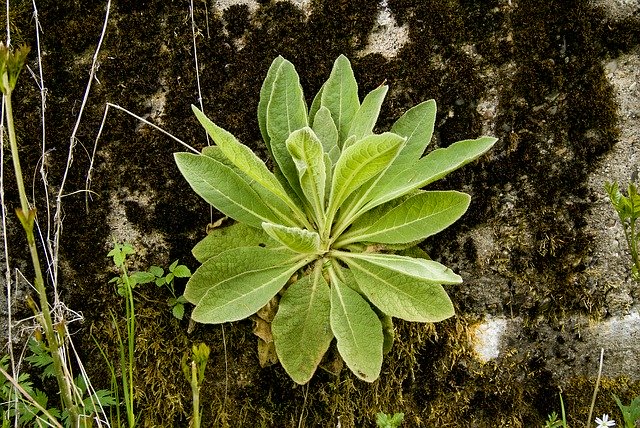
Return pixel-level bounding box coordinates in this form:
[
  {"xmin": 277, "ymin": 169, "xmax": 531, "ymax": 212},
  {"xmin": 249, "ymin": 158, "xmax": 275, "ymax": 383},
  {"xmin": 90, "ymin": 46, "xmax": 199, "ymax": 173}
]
[
  {"xmin": 360, "ymin": 0, "xmax": 409, "ymax": 58},
  {"xmin": 472, "ymin": 316, "xmax": 509, "ymax": 362}
]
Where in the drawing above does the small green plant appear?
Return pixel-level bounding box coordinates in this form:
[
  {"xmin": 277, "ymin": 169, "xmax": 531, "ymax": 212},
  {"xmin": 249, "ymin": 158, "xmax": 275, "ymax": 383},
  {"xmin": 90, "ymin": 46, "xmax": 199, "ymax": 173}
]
[
  {"xmin": 175, "ymin": 55, "xmax": 496, "ymax": 384},
  {"xmin": 1, "ymin": 354, "xmax": 61, "ymax": 427},
  {"xmin": 107, "ymin": 242, "xmax": 192, "ymax": 426},
  {"xmin": 108, "ymin": 242, "xmax": 139, "ymax": 428},
  {"xmin": 376, "ymin": 412, "xmax": 404, "ymax": 428},
  {"xmin": 2, "ymin": 342, "xmax": 114, "ymax": 428},
  {"xmin": 182, "ymin": 343, "xmax": 210, "ymax": 428},
  {"xmin": 543, "ymin": 394, "xmax": 568, "ymax": 428},
  {"xmin": 543, "ymin": 412, "xmax": 564, "ymax": 428},
  {"xmin": 613, "ymin": 394, "xmax": 640, "ymax": 428},
  {"xmin": 126, "ymin": 259, "xmax": 192, "ymax": 319},
  {"xmin": 605, "ymin": 181, "xmax": 640, "ymax": 281}
]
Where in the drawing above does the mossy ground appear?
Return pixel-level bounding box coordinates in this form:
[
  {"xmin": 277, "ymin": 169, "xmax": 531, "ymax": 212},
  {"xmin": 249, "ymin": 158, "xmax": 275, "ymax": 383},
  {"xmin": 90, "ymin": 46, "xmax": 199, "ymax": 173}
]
[{"xmin": 2, "ymin": 0, "xmax": 640, "ymax": 426}]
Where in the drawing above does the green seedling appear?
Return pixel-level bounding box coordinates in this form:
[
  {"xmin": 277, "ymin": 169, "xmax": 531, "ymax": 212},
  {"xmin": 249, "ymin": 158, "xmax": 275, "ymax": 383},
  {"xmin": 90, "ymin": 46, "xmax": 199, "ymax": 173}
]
[
  {"xmin": 543, "ymin": 393, "xmax": 568, "ymax": 428},
  {"xmin": 175, "ymin": 55, "xmax": 496, "ymax": 384},
  {"xmin": 2, "ymin": 341, "xmax": 114, "ymax": 428},
  {"xmin": 376, "ymin": 412, "xmax": 404, "ymax": 428},
  {"xmin": 613, "ymin": 394, "xmax": 640, "ymax": 428},
  {"xmin": 182, "ymin": 343, "xmax": 210, "ymax": 428},
  {"xmin": 108, "ymin": 242, "xmax": 138, "ymax": 428},
  {"xmin": 128, "ymin": 260, "xmax": 191, "ymax": 320},
  {"xmin": 605, "ymin": 181, "xmax": 640, "ymax": 281}
]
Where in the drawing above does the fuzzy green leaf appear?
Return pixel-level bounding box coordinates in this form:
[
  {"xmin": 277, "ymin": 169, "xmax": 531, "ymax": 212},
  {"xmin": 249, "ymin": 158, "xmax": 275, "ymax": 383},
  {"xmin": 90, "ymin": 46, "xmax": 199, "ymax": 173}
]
[
  {"xmin": 192, "ymin": 222, "xmax": 277, "ymax": 263},
  {"xmin": 339, "ymin": 253, "xmax": 456, "ymax": 322},
  {"xmin": 340, "ymin": 252, "xmax": 462, "ymax": 284},
  {"xmin": 266, "ymin": 59, "xmax": 308, "ymax": 195},
  {"xmin": 201, "ymin": 145, "xmax": 304, "ymax": 228},
  {"xmin": 286, "ymin": 128, "xmax": 327, "ymax": 219},
  {"xmin": 338, "ymin": 191, "xmax": 470, "ymax": 245},
  {"xmin": 261, "ymin": 222, "xmax": 321, "ymax": 254},
  {"xmin": 365, "ymin": 136, "xmax": 497, "ymax": 210},
  {"xmin": 328, "ymin": 133, "xmax": 404, "ymax": 217},
  {"xmin": 312, "ymin": 106, "xmax": 340, "ymax": 165},
  {"xmin": 330, "ymin": 270, "xmax": 383, "ymax": 382},
  {"xmin": 272, "ymin": 265, "xmax": 333, "ymax": 384},
  {"xmin": 321, "ymin": 55, "xmax": 360, "ymax": 146},
  {"xmin": 258, "ymin": 55, "xmax": 285, "ymax": 153},
  {"xmin": 390, "ymin": 99, "xmax": 437, "ymax": 161},
  {"xmin": 185, "ymin": 246, "xmax": 298, "ymax": 305},
  {"xmin": 174, "ymin": 153, "xmax": 279, "ymax": 228},
  {"xmin": 309, "ymin": 82, "xmax": 324, "ymax": 125},
  {"xmin": 192, "ymin": 105, "xmax": 295, "ymax": 210},
  {"xmin": 172, "ymin": 265, "xmax": 192, "ymax": 278},
  {"xmin": 348, "ymin": 84, "xmax": 388, "ymax": 141},
  {"xmin": 186, "ymin": 247, "xmax": 310, "ymax": 323}
]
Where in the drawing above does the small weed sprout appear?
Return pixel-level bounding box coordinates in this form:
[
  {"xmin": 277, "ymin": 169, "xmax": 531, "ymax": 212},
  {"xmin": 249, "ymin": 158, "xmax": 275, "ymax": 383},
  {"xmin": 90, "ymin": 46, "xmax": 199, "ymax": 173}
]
[
  {"xmin": 182, "ymin": 343, "xmax": 210, "ymax": 428},
  {"xmin": 613, "ymin": 394, "xmax": 640, "ymax": 428},
  {"xmin": 129, "ymin": 260, "xmax": 192, "ymax": 320},
  {"xmin": 605, "ymin": 181, "xmax": 640, "ymax": 281},
  {"xmin": 107, "ymin": 242, "xmax": 193, "ymax": 426},
  {"xmin": 376, "ymin": 412, "xmax": 404, "ymax": 428}
]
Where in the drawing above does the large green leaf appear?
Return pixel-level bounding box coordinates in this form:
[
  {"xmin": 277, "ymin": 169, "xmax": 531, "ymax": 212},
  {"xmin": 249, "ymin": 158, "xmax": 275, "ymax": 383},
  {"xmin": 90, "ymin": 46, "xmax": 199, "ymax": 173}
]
[
  {"xmin": 321, "ymin": 55, "xmax": 360, "ymax": 146},
  {"xmin": 364, "ymin": 136, "xmax": 497, "ymax": 211},
  {"xmin": 286, "ymin": 128, "xmax": 327, "ymax": 220},
  {"xmin": 193, "ymin": 106, "xmax": 294, "ymax": 206},
  {"xmin": 192, "ymin": 222, "xmax": 277, "ymax": 263},
  {"xmin": 330, "ymin": 269, "xmax": 383, "ymax": 382},
  {"xmin": 187, "ymin": 247, "xmax": 311, "ymax": 323},
  {"xmin": 185, "ymin": 246, "xmax": 299, "ymax": 305},
  {"xmin": 347, "ymin": 84, "xmax": 388, "ymax": 141},
  {"xmin": 272, "ymin": 264, "xmax": 333, "ymax": 385},
  {"xmin": 339, "ymin": 253, "xmax": 456, "ymax": 322},
  {"xmin": 258, "ymin": 55, "xmax": 285, "ymax": 153},
  {"xmin": 312, "ymin": 106, "xmax": 340, "ymax": 165},
  {"xmin": 339, "ymin": 252, "xmax": 462, "ymax": 284},
  {"xmin": 174, "ymin": 153, "xmax": 278, "ymax": 228},
  {"xmin": 261, "ymin": 222, "xmax": 321, "ymax": 254},
  {"xmin": 337, "ymin": 191, "xmax": 470, "ymax": 246},
  {"xmin": 201, "ymin": 146, "xmax": 305, "ymax": 228},
  {"xmin": 266, "ymin": 59, "xmax": 308, "ymax": 195},
  {"xmin": 327, "ymin": 133, "xmax": 404, "ymax": 218},
  {"xmin": 390, "ymin": 99, "xmax": 437, "ymax": 162}
]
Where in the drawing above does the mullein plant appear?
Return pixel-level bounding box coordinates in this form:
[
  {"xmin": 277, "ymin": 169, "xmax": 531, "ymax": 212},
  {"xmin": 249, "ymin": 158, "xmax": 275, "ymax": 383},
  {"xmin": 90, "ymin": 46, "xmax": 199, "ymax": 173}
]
[
  {"xmin": 175, "ymin": 55, "xmax": 496, "ymax": 384},
  {"xmin": 0, "ymin": 42, "xmax": 82, "ymax": 426}
]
